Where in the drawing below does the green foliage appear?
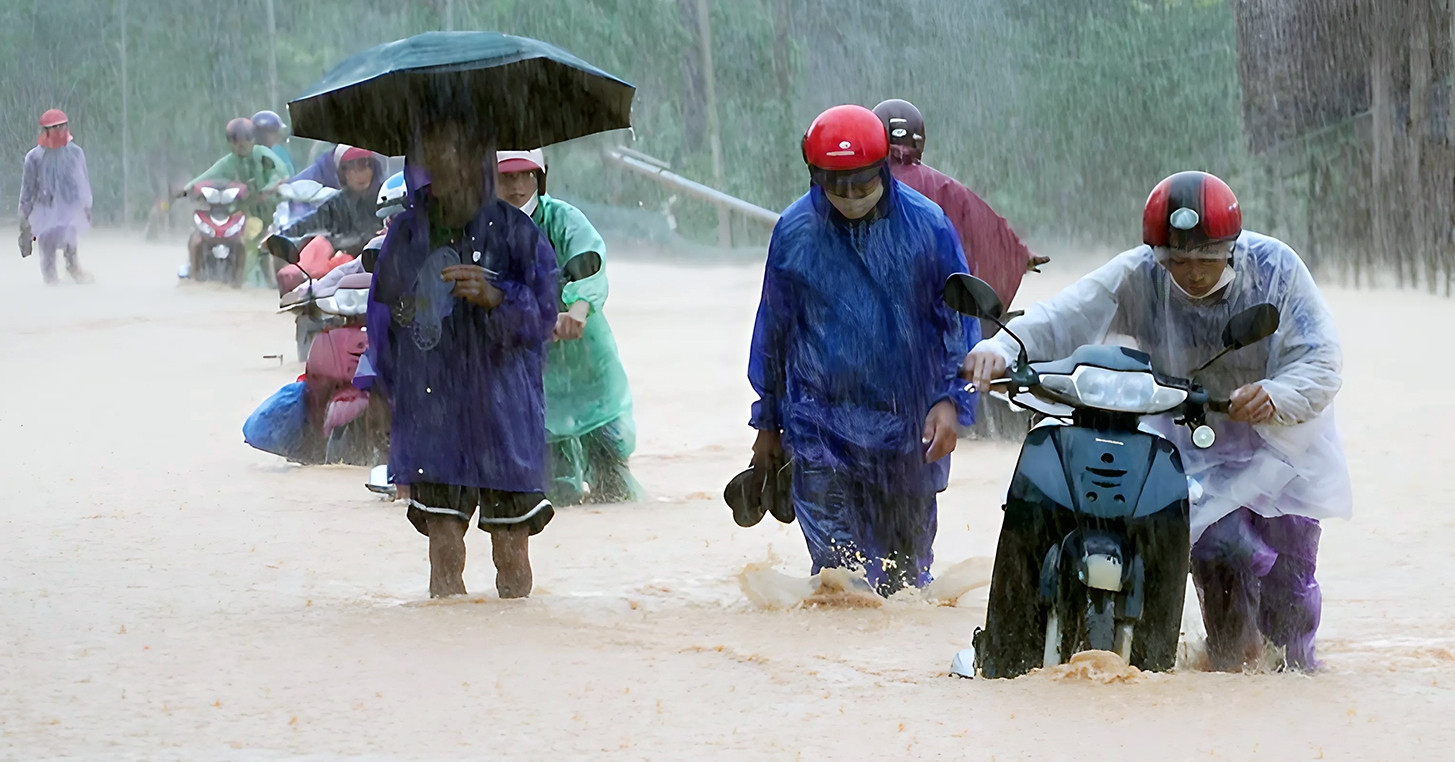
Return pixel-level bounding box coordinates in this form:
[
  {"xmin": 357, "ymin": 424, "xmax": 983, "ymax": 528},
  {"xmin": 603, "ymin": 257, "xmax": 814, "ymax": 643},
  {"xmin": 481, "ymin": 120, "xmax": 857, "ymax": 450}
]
[{"xmin": 0, "ymin": 0, "xmax": 1249, "ymax": 252}]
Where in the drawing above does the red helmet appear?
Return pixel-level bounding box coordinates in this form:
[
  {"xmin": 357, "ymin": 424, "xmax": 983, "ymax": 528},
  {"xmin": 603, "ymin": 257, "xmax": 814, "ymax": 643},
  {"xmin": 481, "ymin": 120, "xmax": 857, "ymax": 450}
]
[
  {"xmin": 39, "ymin": 109, "xmax": 68, "ymax": 128},
  {"xmin": 802, "ymin": 105, "xmax": 889, "ymax": 171},
  {"xmin": 1143, "ymin": 171, "xmax": 1241, "ymax": 250}
]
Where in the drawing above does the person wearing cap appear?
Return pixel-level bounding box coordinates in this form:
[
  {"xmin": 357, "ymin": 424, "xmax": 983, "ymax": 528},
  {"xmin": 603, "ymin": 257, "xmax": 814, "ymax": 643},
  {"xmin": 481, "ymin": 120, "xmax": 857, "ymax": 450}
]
[
  {"xmin": 747, "ymin": 105, "xmax": 975, "ymax": 597},
  {"xmin": 495, "ymin": 149, "xmax": 645, "ymax": 506},
  {"xmin": 281, "ymin": 146, "xmax": 384, "ymax": 254},
  {"xmin": 19, "ymin": 109, "xmax": 93, "ymax": 284},
  {"xmin": 252, "ymin": 110, "xmax": 296, "ymax": 176},
  {"xmin": 872, "ymin": 99, "xmax": 1046, "ymax": 312},
  {"xmin": 963, "ymin": 171, "xmax": 1350, "ymax": 671}
]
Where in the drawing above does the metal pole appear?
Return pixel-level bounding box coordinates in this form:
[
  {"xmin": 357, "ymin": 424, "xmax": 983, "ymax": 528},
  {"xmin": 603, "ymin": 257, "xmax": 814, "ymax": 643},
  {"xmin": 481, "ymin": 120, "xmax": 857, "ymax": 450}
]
[
  {"xmin": 266, "ymin": 0, "xmax": 278, "ymax": 107},
  {"xmin": 120, "ymin": 0, "xmax": 131, "ymax": 226},
  {"xmin": 602, "ymin": 148, "xmax": 780, "ymax": 229},
  {"xmin": 694, "ymin": 0, "xmax": 731, "ymax": 248}
]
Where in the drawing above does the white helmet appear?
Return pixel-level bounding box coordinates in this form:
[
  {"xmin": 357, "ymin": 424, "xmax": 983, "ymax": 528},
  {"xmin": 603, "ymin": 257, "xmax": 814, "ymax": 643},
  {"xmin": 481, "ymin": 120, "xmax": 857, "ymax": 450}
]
[{"xmin": 376, "ymin": 171, "xmax": 406, "ymax": 219}]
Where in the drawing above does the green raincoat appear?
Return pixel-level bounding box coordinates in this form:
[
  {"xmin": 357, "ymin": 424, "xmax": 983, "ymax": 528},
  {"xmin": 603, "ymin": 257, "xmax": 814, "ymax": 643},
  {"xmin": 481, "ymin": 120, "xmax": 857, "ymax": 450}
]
[
  {"xmin": 185, "ymin": 145, "xmax": 289, "ymax": 287},
  {"xmin": 533, "ymin": 194, "xmax": 643, "ymax": 503}
]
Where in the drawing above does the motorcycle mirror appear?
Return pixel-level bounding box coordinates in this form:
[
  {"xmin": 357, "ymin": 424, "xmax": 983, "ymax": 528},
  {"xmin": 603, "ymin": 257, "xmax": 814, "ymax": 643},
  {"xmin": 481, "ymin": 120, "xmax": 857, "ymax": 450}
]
[
  {"xmin": 1222, "ymin": 303, "xmax": 1280, "ymax": 350},
  {"xmin": 942, "ymin": 273, "xmax": 1003, "ymax": 320},
  {"xmin": 263, "ymin": 234, "xmax": 304, "ymax": 265},
  {"xmin": 561, "ymin": 251, "xmax": 603, "ymax": 284}
]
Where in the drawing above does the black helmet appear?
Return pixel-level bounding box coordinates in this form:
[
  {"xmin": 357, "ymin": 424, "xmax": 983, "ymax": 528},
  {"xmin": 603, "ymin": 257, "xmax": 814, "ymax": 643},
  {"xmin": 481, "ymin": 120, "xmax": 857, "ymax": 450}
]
[{"xmin": 872, "ymin": 99, "xmax": 925, "ymax": 155}]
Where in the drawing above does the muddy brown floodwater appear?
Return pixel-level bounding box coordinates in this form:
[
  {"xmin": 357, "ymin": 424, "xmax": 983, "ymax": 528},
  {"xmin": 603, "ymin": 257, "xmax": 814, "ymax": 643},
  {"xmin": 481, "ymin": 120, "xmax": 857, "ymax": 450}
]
[{"xmin": 2, "ymin": 232, "xmax": 1452, "ymax": 760}]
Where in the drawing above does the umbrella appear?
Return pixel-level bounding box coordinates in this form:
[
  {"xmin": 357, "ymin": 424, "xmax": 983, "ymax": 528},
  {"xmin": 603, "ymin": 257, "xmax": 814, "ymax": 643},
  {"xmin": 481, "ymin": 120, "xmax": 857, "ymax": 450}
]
[{"xmin": 288, "ymin": 31, "xmax": 634, "ymax": 155}]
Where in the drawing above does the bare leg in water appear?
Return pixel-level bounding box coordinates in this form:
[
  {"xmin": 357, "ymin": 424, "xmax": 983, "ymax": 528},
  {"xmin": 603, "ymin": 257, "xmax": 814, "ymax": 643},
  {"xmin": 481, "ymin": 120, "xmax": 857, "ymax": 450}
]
[
  {"xmin": 491, "ymin": 525, "xmax": 532, "ymax": 599},
  {"xmin": 426, "ymin": 515, "xmax": 468, "ymax": 598}
]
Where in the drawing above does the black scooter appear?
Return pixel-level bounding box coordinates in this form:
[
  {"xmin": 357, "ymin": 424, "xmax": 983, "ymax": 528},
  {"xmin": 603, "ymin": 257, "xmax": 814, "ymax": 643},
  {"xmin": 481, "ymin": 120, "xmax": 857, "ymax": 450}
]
[{"xmin": 943, "ymin": 274, "xmax": 1279, "ymax": 678}]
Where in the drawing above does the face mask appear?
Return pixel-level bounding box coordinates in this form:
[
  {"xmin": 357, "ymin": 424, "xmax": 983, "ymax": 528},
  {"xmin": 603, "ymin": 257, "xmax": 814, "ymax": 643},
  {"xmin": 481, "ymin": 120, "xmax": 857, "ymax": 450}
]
[
  {"xmin": 825, "ymin": 182, "xmax": 884, "ymax": 220},
  {"xmin": 520, "ymin": 192, "xmax": 539, "ymax": 217},
  {"xmin": 1169, "ymin": 263, "xmax": 1235, "ymax": 300}
]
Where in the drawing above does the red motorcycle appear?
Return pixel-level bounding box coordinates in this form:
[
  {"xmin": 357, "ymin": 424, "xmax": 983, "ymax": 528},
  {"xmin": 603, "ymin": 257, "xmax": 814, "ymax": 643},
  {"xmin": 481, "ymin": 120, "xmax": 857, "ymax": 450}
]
[{"xmin": 188, "ymin": 180, "xmax": 249, "ymax": 286}]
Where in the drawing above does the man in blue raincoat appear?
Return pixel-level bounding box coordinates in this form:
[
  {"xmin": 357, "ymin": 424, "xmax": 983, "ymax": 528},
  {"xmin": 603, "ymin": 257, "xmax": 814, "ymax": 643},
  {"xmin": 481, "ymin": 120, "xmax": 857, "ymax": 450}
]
[
  {"xmin": 366, "ymin": 118, "xmax": 558, "ymax": 599},
  {"xmin": 748, "ymin": 105, "xmax": 976, "ymax": 597}
]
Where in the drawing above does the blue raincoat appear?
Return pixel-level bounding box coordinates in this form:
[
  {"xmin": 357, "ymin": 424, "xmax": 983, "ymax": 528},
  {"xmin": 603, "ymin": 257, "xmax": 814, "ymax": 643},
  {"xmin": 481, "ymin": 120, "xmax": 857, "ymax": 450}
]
[
  {"xmin": 748, "ymin": 168, "xmax": 976, "ymax": 590},
  {"xmin": 365, "ymin": 160, "xmax": 558, "ymax": 491}
]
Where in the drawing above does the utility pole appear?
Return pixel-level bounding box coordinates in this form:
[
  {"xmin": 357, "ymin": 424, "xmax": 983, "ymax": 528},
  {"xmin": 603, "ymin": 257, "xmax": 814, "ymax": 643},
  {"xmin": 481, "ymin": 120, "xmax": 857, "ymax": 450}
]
[
  {"xmin": 266, "ymin": 0, "xmax": 279, "ymax": 107},
  {"xmin": 119, "ymin": 0, "xmax": 131, "ymax": 226},
  {"xmin": 694, "ymin": 0, "xmax": 731, "ymax": 248}
]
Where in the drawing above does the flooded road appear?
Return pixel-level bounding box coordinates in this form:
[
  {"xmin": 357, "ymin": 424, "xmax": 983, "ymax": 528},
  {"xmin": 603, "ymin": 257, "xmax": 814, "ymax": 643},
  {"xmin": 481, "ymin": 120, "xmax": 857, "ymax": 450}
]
[{"xmin": 1, "ymin": 232, "xmax": 1451, "ymax": 759}]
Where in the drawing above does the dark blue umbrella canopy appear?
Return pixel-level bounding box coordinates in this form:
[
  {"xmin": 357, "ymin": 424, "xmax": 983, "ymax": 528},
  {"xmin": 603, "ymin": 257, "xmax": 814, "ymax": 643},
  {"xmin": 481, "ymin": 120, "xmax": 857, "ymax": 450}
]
[{"xmin": 288, "ymin": 31, "xmax": 635, "ymax": 155}]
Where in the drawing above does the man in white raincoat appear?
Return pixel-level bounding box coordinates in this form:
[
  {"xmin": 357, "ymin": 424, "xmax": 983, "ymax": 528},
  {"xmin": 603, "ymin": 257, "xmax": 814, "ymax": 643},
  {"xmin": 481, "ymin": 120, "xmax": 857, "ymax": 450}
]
[{"xmin": 964, "ymin": 171, "xmax": 1351, "ymax": 671}]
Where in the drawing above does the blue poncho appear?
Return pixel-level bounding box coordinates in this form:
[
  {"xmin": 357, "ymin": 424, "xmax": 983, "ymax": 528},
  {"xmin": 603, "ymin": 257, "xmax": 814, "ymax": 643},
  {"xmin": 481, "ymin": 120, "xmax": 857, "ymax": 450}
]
[
  {"xmin": 365, "ymin": 160, "xmax": 558, "ymax": 491},
  {"xmin": 748, "ymin": 171, "xmax": 975, "ymax": 586}
]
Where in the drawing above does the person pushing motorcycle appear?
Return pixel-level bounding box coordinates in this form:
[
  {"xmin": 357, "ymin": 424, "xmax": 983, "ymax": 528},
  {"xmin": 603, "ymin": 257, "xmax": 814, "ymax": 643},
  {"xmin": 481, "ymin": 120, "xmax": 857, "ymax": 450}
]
[{"xmin": 963, "ymin": 171, "xmax": 1352, "ymax": 671}]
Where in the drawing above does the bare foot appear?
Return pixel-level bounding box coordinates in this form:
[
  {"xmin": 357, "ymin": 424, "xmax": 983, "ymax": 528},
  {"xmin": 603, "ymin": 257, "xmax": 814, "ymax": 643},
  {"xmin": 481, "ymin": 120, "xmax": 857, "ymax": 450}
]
[
  {"xmin": 426, "ymin": 515, "xmax": 468, "ymax": 598},
  {"xmin": 491, "ymin": 526, "xmax": 532, "ymax": 599}
]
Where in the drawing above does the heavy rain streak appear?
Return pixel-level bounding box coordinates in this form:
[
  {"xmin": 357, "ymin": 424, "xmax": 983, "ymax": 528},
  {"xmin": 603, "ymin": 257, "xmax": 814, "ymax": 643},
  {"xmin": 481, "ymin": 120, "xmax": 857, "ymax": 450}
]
[{"xmin": 1, "ymin": 0, "xmax": 1451, "ymax": 758}]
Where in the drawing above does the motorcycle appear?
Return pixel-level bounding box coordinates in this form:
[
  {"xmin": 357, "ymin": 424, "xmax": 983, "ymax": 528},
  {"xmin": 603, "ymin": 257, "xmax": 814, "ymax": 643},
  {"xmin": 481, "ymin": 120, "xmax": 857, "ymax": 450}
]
[
  {"xmin": 305, "ymin": 271, "xmax": 385, "ymax": 466},
  {"xmin": 187, "ymin": 180, "xmax": 249, "ymax": 286},
  {"xmin": 941, "ymin": 273, "xmax": 1279, "ymax": 678},
  {"xmin": 266, "ymin": 233, "xmax": 365, "ymax": 362}
]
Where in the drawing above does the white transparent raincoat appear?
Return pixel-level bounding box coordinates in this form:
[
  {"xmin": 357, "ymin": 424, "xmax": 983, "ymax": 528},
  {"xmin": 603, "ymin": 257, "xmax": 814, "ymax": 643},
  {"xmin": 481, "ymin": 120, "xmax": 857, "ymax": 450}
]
[{"xmin": 977, "ymin": 231, "xmax": 1352, "ymax": 541}]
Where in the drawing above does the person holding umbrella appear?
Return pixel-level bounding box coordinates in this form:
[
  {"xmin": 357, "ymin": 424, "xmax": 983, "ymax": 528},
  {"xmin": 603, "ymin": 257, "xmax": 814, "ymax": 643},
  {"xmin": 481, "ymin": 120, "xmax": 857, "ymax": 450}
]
[
  {"xmin": 365, "ymin": 117, "xmax": 559, "ymax": 599},
  {"xmin": 287, "ymin": 30, "xmax": 636, "ymax": 599}
]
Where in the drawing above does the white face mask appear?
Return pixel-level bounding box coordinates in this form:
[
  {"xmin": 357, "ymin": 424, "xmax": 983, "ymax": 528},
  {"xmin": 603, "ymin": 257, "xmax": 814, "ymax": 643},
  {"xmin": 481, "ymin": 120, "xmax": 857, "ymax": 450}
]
[
  {"xmin": 1169, "ymin": 263, "xmax": 1235, "ymax": 300},
  {"xmin": 519, "ymin": 192, "xmax": 539, "ymax": 217},
  {"xmin": 825, "ymin": 183, "xmax": 884, "ymax": 220}
]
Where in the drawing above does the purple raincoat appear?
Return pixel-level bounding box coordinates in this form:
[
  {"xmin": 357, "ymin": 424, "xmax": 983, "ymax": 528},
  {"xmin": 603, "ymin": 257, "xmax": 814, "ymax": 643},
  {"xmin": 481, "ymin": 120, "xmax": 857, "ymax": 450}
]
[
  {"xmin": 19, "ymin": 142, "xmax": 92, "ymax": 244},
  {"xmin": 365, "ymin": 159, "xmax": 558, "ymax": 491}
]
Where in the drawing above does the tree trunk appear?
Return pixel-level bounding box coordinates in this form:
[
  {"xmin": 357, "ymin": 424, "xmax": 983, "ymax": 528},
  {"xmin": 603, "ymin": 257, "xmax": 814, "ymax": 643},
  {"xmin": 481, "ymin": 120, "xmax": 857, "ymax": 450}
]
[
  {"xmin": 1409, "ymin": 0, "xmax": 1433, "ymax": 290},
  {"xmin": 1369, "ymin": 0, "xmax": 1402, "ymax": 288}
]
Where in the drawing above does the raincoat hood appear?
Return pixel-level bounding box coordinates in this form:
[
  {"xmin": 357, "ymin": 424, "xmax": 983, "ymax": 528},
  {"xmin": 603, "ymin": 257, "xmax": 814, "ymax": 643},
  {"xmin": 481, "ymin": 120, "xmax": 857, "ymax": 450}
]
[{"xmin": 292, "ymin": 144, "xmax": 387, "ymax": 189}]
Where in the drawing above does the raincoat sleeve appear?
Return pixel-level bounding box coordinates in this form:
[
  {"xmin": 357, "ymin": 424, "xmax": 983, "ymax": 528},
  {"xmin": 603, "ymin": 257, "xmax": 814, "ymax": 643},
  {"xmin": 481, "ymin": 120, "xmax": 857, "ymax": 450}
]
[
  {"xmin": 282, "ymin": 192, "xmax": 347, "ymax": 237},
  {"xmin": 18, "ymin": 149, "xmax": 38, "ymax": 221},
  {"xmin": 483, "ymin": 228, "xmax": 558, "ymax": 350},
  {"xmin": 747, "ymin": 230, "xmax": 791, "ymax": 432},
  {"xmin": 554, "ymin": 203, "xmax": 609, "ymax": 316},
  {"xmin": 256, "ymin": 146, "xmax": 289, "ymax": 191},
  {"xmin": 1260, "ymin": 259, "xmax": 1343, "ymax": 425},
  {"xmin": 929, "ymin": 214, "xmax": 978, "ymax": 425},
  {"xmin": 186, "ymin": 153, "xmax": 240, "ymax": 191},
  {"xmin": 979, "ymin": 252, "xmax": 1131, "ymax": 365}
]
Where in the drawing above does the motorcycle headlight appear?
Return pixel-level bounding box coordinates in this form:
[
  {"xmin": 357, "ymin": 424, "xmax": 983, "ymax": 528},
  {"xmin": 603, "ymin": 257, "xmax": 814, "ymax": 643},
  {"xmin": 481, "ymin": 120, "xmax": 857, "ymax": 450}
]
[
  {"xmin": 223, "ymin": 218, "xmax": 246, "ymax": 237},
  {"xmin": 332, "ymin": 288, "xmax": 370, "ymax": 316},
  {"xmin": 1040, "ymin": 367, "xmax": 1187, "ymax": 414},
  {"xmin": 199, "ymin": 187, "xmax": 221, "ymax": 204},
  {"xmin": 219, "ymin": 187, "xmax": 241, "ymax": 204}
]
